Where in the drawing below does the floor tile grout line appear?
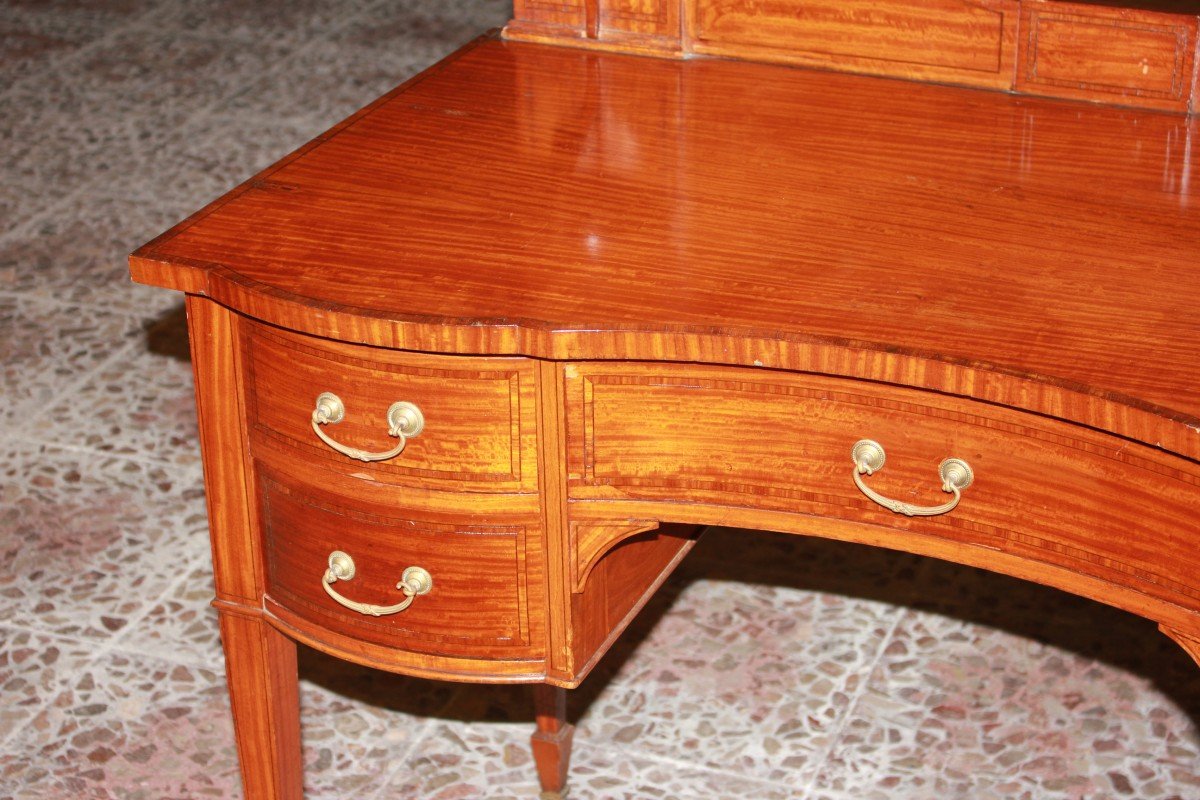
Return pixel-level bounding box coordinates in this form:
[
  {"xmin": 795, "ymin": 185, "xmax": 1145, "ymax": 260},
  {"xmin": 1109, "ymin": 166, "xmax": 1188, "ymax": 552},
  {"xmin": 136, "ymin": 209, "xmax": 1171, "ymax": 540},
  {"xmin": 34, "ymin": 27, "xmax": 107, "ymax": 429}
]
[
  {"xmin": 0, "ymin": 618, "xmax": 117, "ymax": 651},
  {"xmin": 0, "ymin": 4, "xmax": 308, "ymax": 111},
  {"xmin": 0, "ymin": 3, "xmax": 162, "ymax": 107},
  {"xmin": 0, "ymin": 616, "xmax": 204, "ymax": 754},
  {"xmin": 103, "ymin": 638, "xmax": 225, "ymax": 675},
  {"xmin": 98, "ymin": 564, "xmax": 217, "ymax": 669},
  {"xmin": 4, "ymin": 431, "xmax": 203, "ymax": 475},
  {"xmin": 14, "ymin": 336, "xmax": 152, "ymax": 440},
  {"xmin": 797, "ymin": 607, "xmax": 909, "ymax": 797},
  {"xmin": 362, "ymin": 716, "xmax": 443, "ymax": 800}
]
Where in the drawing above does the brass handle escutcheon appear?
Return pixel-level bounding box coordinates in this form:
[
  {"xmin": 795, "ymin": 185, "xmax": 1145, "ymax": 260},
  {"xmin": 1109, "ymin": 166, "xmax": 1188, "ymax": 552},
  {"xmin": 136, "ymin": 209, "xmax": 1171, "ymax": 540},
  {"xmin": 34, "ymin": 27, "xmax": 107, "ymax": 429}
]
[
  {"xmin": 851, "ymin": 439, "xmax": 973, "ymax": 517},
  {"xmin": 321, "ymin": 551, "xmax": 433, "ymax": 617},
  {"xmin": 311, "ymin": 392, "xmax": 423, "ymax": 462}
]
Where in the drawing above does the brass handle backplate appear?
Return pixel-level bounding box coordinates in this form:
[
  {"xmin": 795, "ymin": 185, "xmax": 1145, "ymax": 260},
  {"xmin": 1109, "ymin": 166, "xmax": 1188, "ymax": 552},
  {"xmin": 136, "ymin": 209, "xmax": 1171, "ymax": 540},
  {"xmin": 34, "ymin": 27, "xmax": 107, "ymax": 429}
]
[
  {"xmin": 311, "ymin": 392, "xmax": 423, "ymax": 462},
  {"xmin": 851, "ymin": 439, "xmax": 973, "ymax": 517},
  {"xmin": 321, "ymin": 550, "xmax": 432, "ymax": 617}
]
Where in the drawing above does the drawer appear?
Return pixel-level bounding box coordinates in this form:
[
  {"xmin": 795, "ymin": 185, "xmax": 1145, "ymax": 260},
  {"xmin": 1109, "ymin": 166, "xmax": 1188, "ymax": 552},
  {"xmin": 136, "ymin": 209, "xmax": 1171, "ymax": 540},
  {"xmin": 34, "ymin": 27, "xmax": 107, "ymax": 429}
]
[
  {"xmin": 1016, "ymin": 1, "xmax": 1197, "ymax": 112},
  {"xmin": 242, "ymin": 322, "xmax": 539, "ymax": 493},
  {"xmin": 563, "ymin": 362, "xmax": 1200, "ymax": 611},
  {"xmin": 257, "ymin": 468, "xmax": 539, "ymax": 657},
  {"xmin": 686, "ymin": 0, "xmax": 1020, "ymax": 91}
]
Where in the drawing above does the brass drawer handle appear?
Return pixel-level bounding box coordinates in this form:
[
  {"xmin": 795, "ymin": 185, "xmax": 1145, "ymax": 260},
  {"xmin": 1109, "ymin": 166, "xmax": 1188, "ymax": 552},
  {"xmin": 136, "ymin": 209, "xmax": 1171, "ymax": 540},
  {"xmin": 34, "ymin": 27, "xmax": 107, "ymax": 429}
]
[
  {"xmin": 851, "ymin": 439, "xmax": 974, "ymax": 517},
  {"xmin": 311, "ymin": 392, "xmax": 424, "ymax": 462},
  {"xmin": 321, "ymin": 551, "xmax": 433, "ymax": 617}
]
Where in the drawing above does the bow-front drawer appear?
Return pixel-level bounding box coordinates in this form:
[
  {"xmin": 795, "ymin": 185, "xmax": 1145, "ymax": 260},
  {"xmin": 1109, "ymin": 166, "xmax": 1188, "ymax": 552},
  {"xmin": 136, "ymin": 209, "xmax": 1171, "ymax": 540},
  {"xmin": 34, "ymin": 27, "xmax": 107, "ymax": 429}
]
[
  {"xmin": 257, "ymin": 467, "xmax": 541, "ymax": 660},
  {"xmin": 241, "ymin": 322, "xmax": 539, "ymax": 494},
  {"xmin": 563, "ymin": 362, "xmax": 1200, "ymax": 615}
]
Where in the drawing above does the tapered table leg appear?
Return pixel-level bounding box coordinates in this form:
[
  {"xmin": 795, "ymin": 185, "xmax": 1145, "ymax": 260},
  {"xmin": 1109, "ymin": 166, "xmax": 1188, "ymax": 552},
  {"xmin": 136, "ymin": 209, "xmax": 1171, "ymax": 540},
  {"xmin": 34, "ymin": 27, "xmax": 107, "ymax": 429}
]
[
  {"xmin": 530, "ymin": 684, "xmax": 574, "ymax": 798},
  {"xmin": 219, "ymin": 608, "xmax": 303, "ymax": 800}
]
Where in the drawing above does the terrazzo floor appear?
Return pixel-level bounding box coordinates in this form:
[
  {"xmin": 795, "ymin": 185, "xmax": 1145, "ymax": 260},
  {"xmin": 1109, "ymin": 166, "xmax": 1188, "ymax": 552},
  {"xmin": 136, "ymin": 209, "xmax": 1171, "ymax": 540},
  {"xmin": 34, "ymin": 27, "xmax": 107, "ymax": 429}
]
[{"xmin": 1, "ymin": 1, "xmax": 1199, "ymax": 798}]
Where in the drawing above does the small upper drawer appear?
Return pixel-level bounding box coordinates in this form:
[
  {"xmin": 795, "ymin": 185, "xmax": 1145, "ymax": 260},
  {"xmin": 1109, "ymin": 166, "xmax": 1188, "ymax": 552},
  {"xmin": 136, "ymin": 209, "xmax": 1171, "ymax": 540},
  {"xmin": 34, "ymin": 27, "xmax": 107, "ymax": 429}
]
[
  {"xmin": 242, "ymin": 322, "xmax": 539, "ymax": 493},
  {"xmin": 1016, "ymin": 1, "xmax": 1198, "ymax": 112}
]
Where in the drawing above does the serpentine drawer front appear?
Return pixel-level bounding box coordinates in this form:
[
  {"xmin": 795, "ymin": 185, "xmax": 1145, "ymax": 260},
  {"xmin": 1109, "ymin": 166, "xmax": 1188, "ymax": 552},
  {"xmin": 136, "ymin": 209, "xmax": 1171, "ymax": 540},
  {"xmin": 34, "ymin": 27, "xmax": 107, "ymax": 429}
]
[
  {"xmin": 564, "ymin": 362, "xmax": 1200, "ymax": 612},
  {"xmin": 257, "ymin": 469, "xmax": 538, "ymax": 657},
  {"xmin": 243, "ymin": 321, "xmax": 540, "ymax": 494}
]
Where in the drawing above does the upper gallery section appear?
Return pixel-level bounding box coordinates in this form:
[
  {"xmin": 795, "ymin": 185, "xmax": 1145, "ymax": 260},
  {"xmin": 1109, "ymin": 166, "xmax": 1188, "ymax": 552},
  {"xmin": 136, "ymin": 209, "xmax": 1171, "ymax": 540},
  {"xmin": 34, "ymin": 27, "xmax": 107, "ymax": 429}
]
[{"xmin": 506, "ymin": 0, "xmax": 1200, "ymax": 113}]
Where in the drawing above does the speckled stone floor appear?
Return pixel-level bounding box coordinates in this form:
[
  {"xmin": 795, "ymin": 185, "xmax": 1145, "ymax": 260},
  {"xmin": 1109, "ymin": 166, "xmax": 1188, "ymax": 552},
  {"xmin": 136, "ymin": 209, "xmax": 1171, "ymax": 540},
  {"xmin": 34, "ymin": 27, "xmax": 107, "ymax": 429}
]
[{"xmin": 1, "ymin": 2, "xmax": 1199, "ymax": 798}]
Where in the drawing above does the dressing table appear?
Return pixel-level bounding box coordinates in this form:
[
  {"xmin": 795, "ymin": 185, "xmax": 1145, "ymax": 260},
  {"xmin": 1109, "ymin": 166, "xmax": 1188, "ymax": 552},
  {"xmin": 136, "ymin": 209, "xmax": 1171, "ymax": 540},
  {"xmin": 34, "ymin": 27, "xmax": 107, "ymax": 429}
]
[{"xmin": 131, "ymin": 1, "xmax": 1200, "ymax": 796}]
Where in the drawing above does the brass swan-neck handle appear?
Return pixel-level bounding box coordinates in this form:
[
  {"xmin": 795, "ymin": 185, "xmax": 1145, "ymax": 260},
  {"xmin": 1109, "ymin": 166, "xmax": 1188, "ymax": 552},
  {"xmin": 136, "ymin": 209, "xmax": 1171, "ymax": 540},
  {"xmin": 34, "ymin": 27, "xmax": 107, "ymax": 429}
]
[
  {"xmin": 311, "ymin": 392, "xmax": 424, "ymax": 463},
  {"xmin": 851, "ymin": 439, "xmax": 973, "ymax": 518}
]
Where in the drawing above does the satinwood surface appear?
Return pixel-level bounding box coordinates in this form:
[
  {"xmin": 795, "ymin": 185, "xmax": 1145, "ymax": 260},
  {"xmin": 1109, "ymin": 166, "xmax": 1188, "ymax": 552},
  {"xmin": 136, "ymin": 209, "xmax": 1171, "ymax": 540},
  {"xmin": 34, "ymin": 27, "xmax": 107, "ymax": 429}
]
[{"xmin": 131, "ymin": 35, "xmax": 1200, "ymax": 458}]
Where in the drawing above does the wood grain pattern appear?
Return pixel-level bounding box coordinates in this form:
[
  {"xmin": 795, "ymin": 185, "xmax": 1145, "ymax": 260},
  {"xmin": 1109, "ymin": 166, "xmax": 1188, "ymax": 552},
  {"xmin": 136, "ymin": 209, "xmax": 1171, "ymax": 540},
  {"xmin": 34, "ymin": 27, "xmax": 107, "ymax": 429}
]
[
  {"xmin": 133, "ymin": 38, "xmax": 1200, "ymax": 462},
  {"xmin": 564, "ymin": 361, "xmax": 1200, "ymax": 621},
  {"xmin": 185, "ymin": 296, "xmax": 261, "ymax": 604},
  {"xmin": 264, "ymin": 599, "xmax": 549, "ymax": 683},
  {"xmin": 601, "ymin": 0, "xmax": 681, "ymax": 49},
  {"xmin": 188, "ymin": 296, "xmax": 305, "ymax": 798},
  {"xmin": 242, "ymin": 321, "xmax": 539, "ymax": 493},
  {"xmin": 217, "ymin": 608, "xmax": 302, "ymax": 800},
  {"xmin": 535, "ymin": 358, "xmax": 576, "ymax": 683},
  {"xmin": 510, "ymin": 0, "xmax": 588, "ymax": 36},
  {"xmin": 508, "ymin": 0, "xmax": 682, "ymax": 52},
  {"xmin": 571, "ymin": 519, "xmax": 660, "ymax": 591},
  {"xmin": 259, "ymin": 471, "xmax": 534, "ymax": 654},
  {"xmin": 687, "ymin": 0, "xmax": 1019, "ymax": 89},
  {"xmin": 1017, "ymin": 1, "xmax": 1198, "ymax": 112}
]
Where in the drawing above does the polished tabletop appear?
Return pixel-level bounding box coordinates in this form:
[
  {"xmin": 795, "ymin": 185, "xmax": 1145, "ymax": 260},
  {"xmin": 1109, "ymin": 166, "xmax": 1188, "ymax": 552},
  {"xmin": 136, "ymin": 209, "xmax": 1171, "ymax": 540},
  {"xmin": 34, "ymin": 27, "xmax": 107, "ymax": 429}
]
[{"xmin": 131, "ymin": 35, "xmax": 1200, "ymax": 457}]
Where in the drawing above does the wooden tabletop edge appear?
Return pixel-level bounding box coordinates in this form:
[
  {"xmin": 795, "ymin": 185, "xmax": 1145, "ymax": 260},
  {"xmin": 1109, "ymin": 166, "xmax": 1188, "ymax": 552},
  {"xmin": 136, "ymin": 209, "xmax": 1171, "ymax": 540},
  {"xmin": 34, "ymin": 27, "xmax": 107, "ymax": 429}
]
[{"xmin": 163, "ymin": 267, "xmax": 1200, "ymax": 461}]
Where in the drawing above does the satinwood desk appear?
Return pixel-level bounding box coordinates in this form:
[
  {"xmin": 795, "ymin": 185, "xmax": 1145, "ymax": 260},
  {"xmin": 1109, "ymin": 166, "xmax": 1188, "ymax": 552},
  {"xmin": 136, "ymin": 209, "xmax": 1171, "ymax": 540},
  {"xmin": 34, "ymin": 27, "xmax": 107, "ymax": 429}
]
[{"xmin": 131, "ymin": 27, "xmax": 1200, "ymax": 800}]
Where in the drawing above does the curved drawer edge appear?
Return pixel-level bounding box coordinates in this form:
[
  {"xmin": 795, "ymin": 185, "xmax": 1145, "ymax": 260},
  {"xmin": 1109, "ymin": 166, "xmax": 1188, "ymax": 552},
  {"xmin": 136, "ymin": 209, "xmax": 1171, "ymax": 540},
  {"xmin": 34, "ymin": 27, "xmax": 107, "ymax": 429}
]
[
  {"xmin": 264, "ymin": 599, "xmax": 550, "ymax": 685},
  {"xmin": 569, "ymin": 499, "xmax": 1200, "ymax": 636}
]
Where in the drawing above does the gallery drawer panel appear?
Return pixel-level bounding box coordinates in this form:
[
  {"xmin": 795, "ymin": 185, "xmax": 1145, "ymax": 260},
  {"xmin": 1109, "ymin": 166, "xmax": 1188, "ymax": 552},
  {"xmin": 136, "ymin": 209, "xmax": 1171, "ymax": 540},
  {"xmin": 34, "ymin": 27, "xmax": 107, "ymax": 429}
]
[
  {"xmin": 685, "ymin": 0, "xmax": 1020, "ymax": 90},
  {"xmin": 242, "ymin": 322, "xmax": 538, "ymax": 493},
  {"xmin": 1016, "ymin": 1, "xmax": 1197, "ymax": 112},
  {"xmin": 563, "ymin": 363, "xmax": 1200, "ymax": 607},
  {"xmin": 259, "ymin": 472, "xmax": 536, "ymax": 655}
]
